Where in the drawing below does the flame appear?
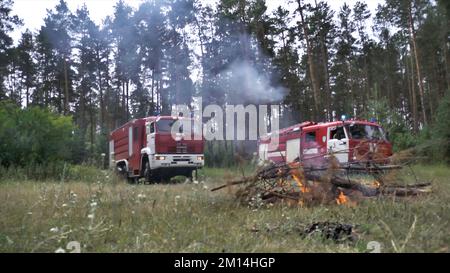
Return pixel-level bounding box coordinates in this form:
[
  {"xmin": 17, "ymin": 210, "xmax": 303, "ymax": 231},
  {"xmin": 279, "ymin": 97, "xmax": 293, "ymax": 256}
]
[
  {"xmin": 373, "ymin": 181, "xmax": 381, "ymax": 188},
  {"xmin": 290, "ymin": 168, "xmax": 310, "ymax": 193},
  {"xmin": 336, "ymin": 190, "xmax": 348, "ymax": 205}
]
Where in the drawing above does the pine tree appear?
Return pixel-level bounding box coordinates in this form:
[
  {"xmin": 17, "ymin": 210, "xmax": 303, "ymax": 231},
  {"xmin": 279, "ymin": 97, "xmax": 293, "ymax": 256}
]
[
  {"xmin": 296, "ymin": 0, "xmax": 321, "ymax": 120},
  {"xmin": 331, "ymin": 3, "xmax": 356, "ymax": 118},
  {"xmin": 72, "ymin": 4, "xmax": 101, "ymax": 160},
  {"xmin": 308, "ymin": 1, "xmax": 336, "ymax": 120},
  {"xmin": 109, "ymin": 0, "xmax": 136, "ymax": 126},
  {"xmin": 0, "ymin": 0, "xmax": 22, "ymax": 100},
  {"xmin": 16, "ymin": 30, "xmax": 36, "ymax": 107},
  {"xmin": 379, "ymin": 0, "xmax": 430, "ymax": 126},
  {"xmin": 36, "ymin": 0, "xmax": 74, "ymax": 114}
]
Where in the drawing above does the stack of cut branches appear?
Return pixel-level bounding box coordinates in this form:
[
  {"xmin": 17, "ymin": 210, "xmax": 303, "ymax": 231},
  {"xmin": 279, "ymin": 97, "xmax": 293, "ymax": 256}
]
[{"xmin": 211, "ymin": 160, "xmax": 432, "ymax": 206}]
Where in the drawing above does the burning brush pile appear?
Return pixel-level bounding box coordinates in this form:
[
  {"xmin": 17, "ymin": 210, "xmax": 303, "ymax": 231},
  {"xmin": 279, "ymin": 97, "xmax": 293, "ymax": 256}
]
[{"xmin": 211, "ymin": 159, "xmax": 432, "ymax": 207}]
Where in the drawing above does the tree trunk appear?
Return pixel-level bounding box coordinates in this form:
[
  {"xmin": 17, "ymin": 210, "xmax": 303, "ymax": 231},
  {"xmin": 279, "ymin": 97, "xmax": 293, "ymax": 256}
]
[
  {"xmin": 95, "ymin": 48, "xmax": 104, "ymax": 129},
  {"xmin": 64, "ymin": 58, "xmax": 69, "ymax": 115},
  {"xmin": 26, "ymin": 86, "xmax": 29, "ymax": 107},
  {"xmin": 410, "ymin": 53, "xmax": 419, "ymax": 132},
  {"xmin": 320, "ymin": 37, "xmax": 331, "ymax": 121},
  {"xmin": 90, "ymin": 109, "xmax": 95, "ymax": 158},
  {"xmin": 44, "ymin": 69, "xmax": 48, "ymax": 107},
  {"xmin": 58, "ymin": 79, "xmax": 63, "ymax": 113},
  {"xmin": 297, "ymin": 0, "xmax": 321, "ymax": 120},
  {"xmin": 151, "ymin": 69, "xmax": 155, "ymax": 115},
  {"xmin": 126, "ymin": 80, "xmax": 129, "ymax": 121},
  {"xmin": 408, "ymin": 1, "xmax": 427, "ymax": 126},
  {"xmin": 363, "ymin": 53, "xmax": 370, "ymax": 114},
  {"xmin": 117, "ymin": 79, "xmax": 122, "ymax": 128},
  {"xmin": 444, "ymin": 39, "xmax": 450, "ymax": 93},
  {"xmin": 121, "ymin": 81, "xmax": 125, "ymax": 121},
  {"xmin": 157, "ymin": 77, "xmax": 161, "ymax": 114},
  {"xmin": 315, "ymin": 0, "xmax": 331, "ymax": 118},
  {"xmin": 427, "ymin": 81, "xmax": 434, "ymax": 118},
  {"xmin": 99, "ymin": 76, "xmax": 104, "ymax": 127}
]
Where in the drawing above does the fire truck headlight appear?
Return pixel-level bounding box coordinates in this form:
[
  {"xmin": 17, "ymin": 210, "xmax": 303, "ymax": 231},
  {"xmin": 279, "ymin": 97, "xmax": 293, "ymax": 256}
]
[
  {"xmin": 197, "ymin": 156, "xmax": 204, "ymax": 161},
  {"xmin": 156, "ymin": 156, "xmax": 166, "ymax": 161}
]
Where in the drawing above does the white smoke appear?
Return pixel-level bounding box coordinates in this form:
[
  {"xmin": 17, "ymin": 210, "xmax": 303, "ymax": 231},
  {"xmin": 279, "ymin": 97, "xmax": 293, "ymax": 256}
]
[{"xmin": 218, "ymin": 60, "xmax": 287, "ymax": 105}]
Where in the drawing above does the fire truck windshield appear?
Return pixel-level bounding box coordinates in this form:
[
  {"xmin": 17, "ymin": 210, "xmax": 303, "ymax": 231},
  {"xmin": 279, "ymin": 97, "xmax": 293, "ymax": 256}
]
[
  {"xmin": 156, "ymin": 119, "xmax": 176, "ymax": 133},
  {"xmin": 156, "ymin": 119, "xmax": 200, "ymax": 134},
  {"xmin": 345, "ymin": 124, "xmax": 386, "ymax": 141}
]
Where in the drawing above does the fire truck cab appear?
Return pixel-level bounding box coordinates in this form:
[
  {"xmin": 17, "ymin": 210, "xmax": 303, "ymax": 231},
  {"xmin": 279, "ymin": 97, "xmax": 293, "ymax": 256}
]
[
  {"xmin": 110, "ymin": 116, "xmax": 204, "ymax": 182},
  {"xmin": 258, "ymin": 120, "xmax": 392, "ymax": 167}
]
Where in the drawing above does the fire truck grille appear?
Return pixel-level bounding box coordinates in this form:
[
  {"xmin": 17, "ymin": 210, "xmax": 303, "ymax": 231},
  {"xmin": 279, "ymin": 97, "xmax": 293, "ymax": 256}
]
[
  {"xmin": 173, "ymin": 158, "xmax": 190, "ymax": 162},
  {"xmin": 167, "ymin": 145, "xmax": 195, "ymax": 153},
  {"xmin": 172, "ymin": 143, "xmax": 187, "ymax": 154}
]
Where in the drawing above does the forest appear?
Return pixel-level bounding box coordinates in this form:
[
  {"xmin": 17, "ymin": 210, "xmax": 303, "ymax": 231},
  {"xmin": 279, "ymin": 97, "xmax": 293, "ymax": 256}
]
[
  {"xmin": 0, "ymin": 0, "xmax": 449, "ymax": 168},
  {"xmin": 1, "ymin": 0, "xmax": 450, "ymax": 255}
]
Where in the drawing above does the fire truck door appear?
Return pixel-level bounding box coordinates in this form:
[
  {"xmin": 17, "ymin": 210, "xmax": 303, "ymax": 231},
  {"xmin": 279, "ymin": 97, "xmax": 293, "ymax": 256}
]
[
  {"xmin": 146, "ymin": 122, "xmax": 156, "ymax": 154},
  {"xmin": 327, "ymin": 126, "xmax": 349, "ymax": 163},
  {"xmin": 286, "ymin": 138, "xmax": 301, "ymax": 163}
]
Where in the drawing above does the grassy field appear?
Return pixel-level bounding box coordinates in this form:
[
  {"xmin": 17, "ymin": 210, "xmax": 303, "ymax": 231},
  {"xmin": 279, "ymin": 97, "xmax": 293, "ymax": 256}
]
[{"xmin": 0, "ymin": 165, "xmax": 449, "ymax": 253}]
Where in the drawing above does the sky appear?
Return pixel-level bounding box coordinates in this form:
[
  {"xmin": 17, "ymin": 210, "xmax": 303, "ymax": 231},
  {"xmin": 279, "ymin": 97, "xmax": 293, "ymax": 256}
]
[{"xmin": 10, "ymin": 0, "xmax": 385, "ymax": 44}]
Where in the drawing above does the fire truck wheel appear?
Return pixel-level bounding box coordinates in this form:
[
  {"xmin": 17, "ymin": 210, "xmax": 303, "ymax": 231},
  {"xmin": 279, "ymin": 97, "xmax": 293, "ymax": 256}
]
[
  {"xmin": 127, "ymin": 177, "xmax": 137, "ymax": 184},
  {"xmin": 188, "ymin": 169, "xmax": 197, "ymax": 182},
  {"xmin": 193, "ymin": 168, "xmax": 198, "ymax": 181},
  {"xmin": 144, "ymin": 161, "xmax": 152, "ymax": 183},
  {"xmin": 115, "ymin": 163, "xmax": 128, "ymax": 181}
]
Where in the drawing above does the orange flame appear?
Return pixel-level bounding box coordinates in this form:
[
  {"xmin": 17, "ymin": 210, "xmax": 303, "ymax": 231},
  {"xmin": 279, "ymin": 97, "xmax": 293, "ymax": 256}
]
[
  {"xmin": 373, "ymin": 181, "xmax": 381, "ymax": 188},
  {"xmin": 290, "ymin": 169, "xmax": 310, "ymax": 193},
  {"xmin": 336, "ymin": 190, "xmax": 348, "ymax": 205}
]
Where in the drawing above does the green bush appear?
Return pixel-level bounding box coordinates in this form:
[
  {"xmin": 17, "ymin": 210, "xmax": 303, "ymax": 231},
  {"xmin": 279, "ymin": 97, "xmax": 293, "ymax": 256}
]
[
  {"xmin": 0, "ymin": 163, "xmax": 107, "ymax": 182},
  {"xmin": 204, "ymin": 140, "xmax": 237, "ymax": 168},
  {"xmin": 364, "ymin": 94, "xmax": 450, "ymax": 163},
  {"xmin": 66, "ymin": 164, "xmax": 104, "ymax": 182},
  {"xmin": 430, "ymin": 91, "xmax": 450, "ymax": 163},
  {"xmin": 0, "ymin": 102, "xmax": 75, "ymax": 167},
  {"xmin": 363, "ymin": 98, "xmax": 415, "ymax": 152}
]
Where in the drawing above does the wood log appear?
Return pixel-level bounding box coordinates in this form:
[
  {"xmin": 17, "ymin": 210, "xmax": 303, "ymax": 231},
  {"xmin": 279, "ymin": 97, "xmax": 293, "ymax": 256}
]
[
  {"xmin": 211, "ymin": 178, "xmax": 255, "ymax": 192},
  {"xmin": 304, "ymin": 173, "xmax": 379, "ymax": 196},
  {"xmin": 211, "ymin": 162, "xmax": 431, "ymax": 198}
]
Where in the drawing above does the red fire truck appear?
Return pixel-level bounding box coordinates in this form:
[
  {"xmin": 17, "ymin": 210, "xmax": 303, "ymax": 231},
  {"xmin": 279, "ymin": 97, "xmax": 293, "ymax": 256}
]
[
  {"xmin": 258, "ymin": 119, "xmax": 393, "ymax": 167},
  {"xmin": 110, "ymin": 116, "xmax": 204, "ymax": 183}
]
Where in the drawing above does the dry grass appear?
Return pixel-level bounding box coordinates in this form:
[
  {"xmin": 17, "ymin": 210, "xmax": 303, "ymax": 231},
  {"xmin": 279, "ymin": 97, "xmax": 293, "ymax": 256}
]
[{"xmin": 0, "ymin": 165, "xmax": 449, "ymax": 253}]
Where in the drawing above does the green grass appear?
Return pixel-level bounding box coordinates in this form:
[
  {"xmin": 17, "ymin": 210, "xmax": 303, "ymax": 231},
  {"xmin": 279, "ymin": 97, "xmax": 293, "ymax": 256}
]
[{"xmin": 0, "ymin": 165, "xmax": 449, "ymax": 253}]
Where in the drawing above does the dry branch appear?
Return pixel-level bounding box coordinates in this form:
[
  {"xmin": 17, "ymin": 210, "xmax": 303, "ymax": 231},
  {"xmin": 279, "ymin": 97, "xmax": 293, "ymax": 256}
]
[{"xmin": 212, "ymin": 160, "xmax": 431, "ymax": 205}]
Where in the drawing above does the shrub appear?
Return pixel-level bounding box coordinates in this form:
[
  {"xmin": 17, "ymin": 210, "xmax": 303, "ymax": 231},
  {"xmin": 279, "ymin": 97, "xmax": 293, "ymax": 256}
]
[
  {"xmin": 364, "ymin": 94, "xmax": 450, "ymax": 163},
  {"xmin": 0, "ymin": 163, "xmax": 107, "ymax": 182},
  {"xmin": 430, "ymin": 91, "xmax": 450, "ymax": 163},
  {"xmin": 0, "ymin": 102, "xmax": 75, "ymax": 167}
]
